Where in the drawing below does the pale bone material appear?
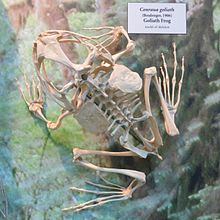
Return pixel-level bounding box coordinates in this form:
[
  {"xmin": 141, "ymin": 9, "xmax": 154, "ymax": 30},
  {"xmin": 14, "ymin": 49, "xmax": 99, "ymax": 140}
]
[{"xmin": 18, "ymin": 26, "xmax": 184, "ymax": 212}]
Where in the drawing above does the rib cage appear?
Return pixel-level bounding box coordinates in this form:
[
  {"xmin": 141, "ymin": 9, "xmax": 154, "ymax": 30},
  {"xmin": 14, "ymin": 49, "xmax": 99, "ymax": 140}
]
[{"xmin": 78, "ymin": 71, "xmax": 149, "ymax": 153}]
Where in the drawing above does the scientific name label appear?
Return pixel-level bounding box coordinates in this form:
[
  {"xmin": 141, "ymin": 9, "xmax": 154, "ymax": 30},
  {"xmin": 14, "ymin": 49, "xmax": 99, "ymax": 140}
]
[{"xmin": 128, "ymin": 3, "xmax": 186, "ymax": 34}]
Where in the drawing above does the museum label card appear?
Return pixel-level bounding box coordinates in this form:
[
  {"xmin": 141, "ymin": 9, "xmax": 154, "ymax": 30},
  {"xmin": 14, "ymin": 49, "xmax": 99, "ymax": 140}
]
[{"xmin": 128, "ymin": 3, "xmax": 186, "ymax": 34}]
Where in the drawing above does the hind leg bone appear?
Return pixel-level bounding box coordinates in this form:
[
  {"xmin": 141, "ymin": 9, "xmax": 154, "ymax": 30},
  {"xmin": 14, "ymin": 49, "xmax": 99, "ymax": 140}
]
[{"xmin": 62, "ymin": 148, "xmax": 145, "ymax": 212}]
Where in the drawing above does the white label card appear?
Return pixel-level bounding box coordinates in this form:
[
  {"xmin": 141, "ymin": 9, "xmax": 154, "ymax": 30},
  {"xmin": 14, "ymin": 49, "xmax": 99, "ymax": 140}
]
[{"xmin": 128, "ymin": 3, "xmax": 186, "ymax": 34}]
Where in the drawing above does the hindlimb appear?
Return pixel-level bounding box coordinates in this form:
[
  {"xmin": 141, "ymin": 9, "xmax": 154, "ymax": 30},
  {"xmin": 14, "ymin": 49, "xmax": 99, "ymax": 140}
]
[{"xmin": 63, "ymin": 147, "xmax": 146, "ymax": 212}]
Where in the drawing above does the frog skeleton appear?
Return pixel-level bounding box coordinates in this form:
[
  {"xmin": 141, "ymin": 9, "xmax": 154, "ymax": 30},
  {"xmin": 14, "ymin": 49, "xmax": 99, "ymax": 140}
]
[{"xmin": 17, "ymin": 26, "xmax": 184, "ymax": 212}]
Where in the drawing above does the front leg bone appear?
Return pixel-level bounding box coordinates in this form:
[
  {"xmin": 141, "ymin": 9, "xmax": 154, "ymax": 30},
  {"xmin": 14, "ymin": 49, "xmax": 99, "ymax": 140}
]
[
  {"xmin": 144, "ymin": 42, "xmax": 184, "ymax": 137},
  {"xmin": 46, "ymin": 109, "xmax": 73, "ymax": 129},
  {"xmin": 160, "ymin": 42, "xmax": 184, "ymax": 121},
  {"xmin": 17, "ymin": 74, "xmax": 72, "ymax": 130},
  {"xmin": 143, "ymin": 67, "xmax": 164, "ymax": 145},
  {"xmin": 144, "ymin": 67, "xmax": 179, "ymax": 136},
  {"xmin": 17, "ymin": 73, "xmax": 48, "ymax": 123}
]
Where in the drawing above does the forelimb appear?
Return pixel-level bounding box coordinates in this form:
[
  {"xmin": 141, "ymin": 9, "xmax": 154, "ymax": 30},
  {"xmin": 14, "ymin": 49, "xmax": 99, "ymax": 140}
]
[
  {"xmin": 143, "ymin": 43, "xmax": 184, "ymax": 136},
  {"xmin": 17, "ymin": 74, "xmax": 73, "ymax": 130}
]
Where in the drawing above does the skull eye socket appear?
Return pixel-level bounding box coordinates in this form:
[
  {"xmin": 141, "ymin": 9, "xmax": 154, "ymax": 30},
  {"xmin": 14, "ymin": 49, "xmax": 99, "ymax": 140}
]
[
  {"xmin": 88, "ymin": 93, "xmax": 92, "ymax": 98},
  {"xmin": 81, "ymin": 74, "xmax": 88, "ymax": 80}
]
